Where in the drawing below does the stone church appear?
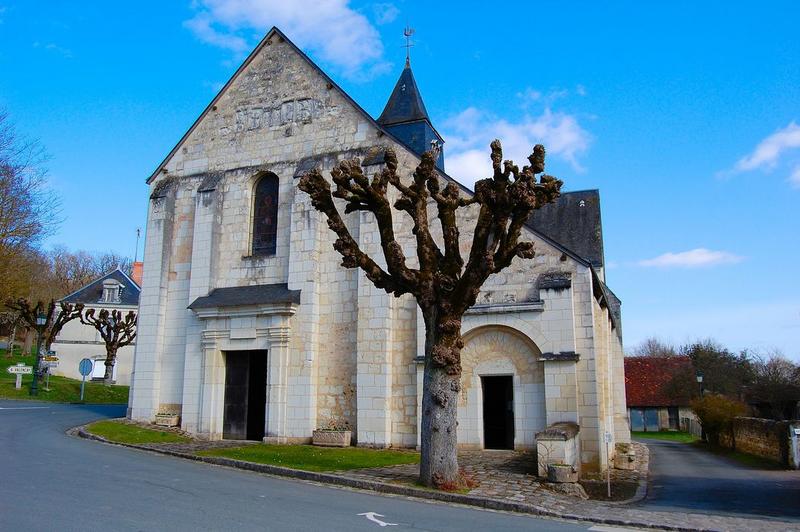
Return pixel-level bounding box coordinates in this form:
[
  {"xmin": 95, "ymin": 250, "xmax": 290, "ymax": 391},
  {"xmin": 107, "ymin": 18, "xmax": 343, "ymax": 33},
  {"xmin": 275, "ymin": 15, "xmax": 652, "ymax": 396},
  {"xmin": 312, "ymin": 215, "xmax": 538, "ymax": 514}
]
[{"xmin": 128, "ymin": 27, "xmax": 629, "ymax": 472}]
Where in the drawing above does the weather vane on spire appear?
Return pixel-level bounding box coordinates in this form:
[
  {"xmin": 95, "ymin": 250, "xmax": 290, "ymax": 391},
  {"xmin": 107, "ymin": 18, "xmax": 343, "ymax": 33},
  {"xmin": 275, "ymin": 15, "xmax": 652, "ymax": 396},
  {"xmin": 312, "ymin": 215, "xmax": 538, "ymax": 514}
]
[{"xmin": 403, "ymin": 25, "xmax": 415, "ymax": 67}]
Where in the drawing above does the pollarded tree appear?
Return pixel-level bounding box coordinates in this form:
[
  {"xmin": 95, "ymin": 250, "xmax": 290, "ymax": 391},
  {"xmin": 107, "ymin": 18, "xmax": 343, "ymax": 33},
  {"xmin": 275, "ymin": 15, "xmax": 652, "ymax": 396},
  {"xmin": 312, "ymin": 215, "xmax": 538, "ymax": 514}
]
[
  {"xmin": 299, "ymin": 140, "xmax": 562, "ymax": 488},
  {"xmin": 5, "ymin": 298, "xmax": 84, "ymax": 394},
  {"xmin": 80, "ymin": 308, "xmax": 137, "ymax": 384},
  {"xmin": 6, "ymin": 298, "xmax": 84, "ymax": 352}
]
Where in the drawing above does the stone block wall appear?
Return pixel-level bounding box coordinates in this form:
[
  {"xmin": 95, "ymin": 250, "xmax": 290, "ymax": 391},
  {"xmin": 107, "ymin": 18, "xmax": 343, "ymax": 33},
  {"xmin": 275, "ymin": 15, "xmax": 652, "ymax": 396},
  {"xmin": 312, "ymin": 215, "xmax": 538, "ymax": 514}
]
[{"xmin": 720, "ymin": 416, "xmax": 798, "ymax": 467}]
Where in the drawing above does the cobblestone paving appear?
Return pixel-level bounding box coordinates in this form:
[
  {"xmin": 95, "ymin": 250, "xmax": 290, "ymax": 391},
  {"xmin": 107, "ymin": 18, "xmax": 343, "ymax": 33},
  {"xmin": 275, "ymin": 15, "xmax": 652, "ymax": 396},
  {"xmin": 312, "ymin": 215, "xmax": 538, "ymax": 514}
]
[{"xmin": 339, "ymin": 444, "xmax": 799, "ymax": 532}]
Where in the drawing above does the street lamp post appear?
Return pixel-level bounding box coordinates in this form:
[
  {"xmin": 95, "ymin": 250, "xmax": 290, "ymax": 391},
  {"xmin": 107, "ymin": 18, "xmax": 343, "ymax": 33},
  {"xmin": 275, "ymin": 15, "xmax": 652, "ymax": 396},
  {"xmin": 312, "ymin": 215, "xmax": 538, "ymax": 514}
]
[
  {"xmin": 29, "ymin": 312, "xmax": 47, "ymax": 396},
  {"xmin": 696, "ymin": 371, "xmax": 705, "ymax": 441}
]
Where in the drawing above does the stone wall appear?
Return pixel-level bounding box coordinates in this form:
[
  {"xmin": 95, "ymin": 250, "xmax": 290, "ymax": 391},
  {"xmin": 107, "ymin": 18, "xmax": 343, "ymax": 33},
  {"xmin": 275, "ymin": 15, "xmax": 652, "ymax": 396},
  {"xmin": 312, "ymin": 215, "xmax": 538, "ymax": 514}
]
[{"xmin": 720, "ymin": 416, "xmax": 798, "ymax": 467}]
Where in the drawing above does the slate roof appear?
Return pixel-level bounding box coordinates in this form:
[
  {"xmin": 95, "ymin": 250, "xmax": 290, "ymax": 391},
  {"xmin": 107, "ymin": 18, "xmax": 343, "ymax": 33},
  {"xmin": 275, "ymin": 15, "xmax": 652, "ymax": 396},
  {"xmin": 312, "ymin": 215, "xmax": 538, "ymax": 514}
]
[
  {"xmin": 625, "ymin": 356, "xmax": 695, "ymax": 407},
  {"xmin": 188, "ymin": 283, "xmax": 301, "ymax": 310},
  {"xmin": 377, "ymin": 65, "xmax": 431, "ymax": 126},
  {"xmin": 60, "ymin": 269, "xmax": 140, "ymax": 306},
  {"xmin": 528, "ymin": 190, "xmax": 604, "ymax": 268}
]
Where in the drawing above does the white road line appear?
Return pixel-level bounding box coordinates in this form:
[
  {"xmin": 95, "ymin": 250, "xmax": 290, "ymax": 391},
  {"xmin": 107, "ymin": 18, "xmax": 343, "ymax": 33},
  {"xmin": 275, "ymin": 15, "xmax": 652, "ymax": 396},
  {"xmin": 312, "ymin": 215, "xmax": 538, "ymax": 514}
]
[{"xmin": 0, "ymin": 406, "xmax": 51, "ymax": 410}]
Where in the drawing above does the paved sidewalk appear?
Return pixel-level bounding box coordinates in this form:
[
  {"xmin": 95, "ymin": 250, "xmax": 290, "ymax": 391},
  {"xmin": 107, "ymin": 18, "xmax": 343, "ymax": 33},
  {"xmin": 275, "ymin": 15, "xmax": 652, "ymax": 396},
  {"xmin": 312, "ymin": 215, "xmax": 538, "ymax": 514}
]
[{"xmin": 76, "ymin": 426, "xmax": 800, "ymax": 532}]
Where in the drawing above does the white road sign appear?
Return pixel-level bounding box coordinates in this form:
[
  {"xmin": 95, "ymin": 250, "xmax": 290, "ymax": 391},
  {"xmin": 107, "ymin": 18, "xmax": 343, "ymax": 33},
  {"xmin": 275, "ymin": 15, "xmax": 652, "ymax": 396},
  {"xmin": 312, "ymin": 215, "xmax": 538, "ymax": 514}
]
[
  {"xmin": 6, "ymin": 363, "xmax": 32, "ymax": 389},
  {"xmin": 6, "ymin": 363, "xmax": 32, "ymax": 374}
]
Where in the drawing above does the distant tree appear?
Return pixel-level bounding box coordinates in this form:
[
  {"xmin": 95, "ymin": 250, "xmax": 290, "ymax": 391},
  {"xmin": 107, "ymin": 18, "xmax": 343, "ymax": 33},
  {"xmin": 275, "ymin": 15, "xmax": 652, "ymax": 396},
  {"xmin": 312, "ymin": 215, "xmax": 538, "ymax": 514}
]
[
  {"xmin": 0, "ymin": 109, "xmax": 59, "ymax": 303},
  {"xmin": 748, "ymin": 352, "xmax": 800, "ymax": 420},
  {"xmin": 48, "ymin": 246, "xmax": 134, "ymax": 296},
  {"xmin": 630, "ymin": 337, "xmax": 679, "ymax": 357},
  {"xmin": 299, "ymin": 141, "xmax": 562, "ymax": 488},
  {"xmin": 661, "ymin": 360, "xmax": 700, "ymax": 405},
  {"xmin": 94, "ymin": 251, "xmax": 133, "ymax": 278},
  {"xmin": 80, "ymin": 308, "xmax": 137, "ymax": 384},
  {"xmin": 682, "ymin": 339, "xmax": 754, "ymax": 399}
]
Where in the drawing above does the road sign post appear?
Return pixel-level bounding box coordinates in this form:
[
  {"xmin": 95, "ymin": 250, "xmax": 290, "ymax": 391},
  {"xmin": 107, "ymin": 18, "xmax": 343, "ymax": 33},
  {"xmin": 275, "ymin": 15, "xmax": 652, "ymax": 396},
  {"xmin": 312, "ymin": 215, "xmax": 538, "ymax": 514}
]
[
  {"xmin": 78, "ymin": 358, "xmax": 93, "ymax": 401},
  {"xmin": 604, "ymin": 431, "xmax": 612, "ymax": 498},
  {"xmin": 43, "ymin": 354, "xmax": 58, "ymax": 392},
  {"xmin": 6, "ymin": 363, "xmax": 33, "ymax": 390}
]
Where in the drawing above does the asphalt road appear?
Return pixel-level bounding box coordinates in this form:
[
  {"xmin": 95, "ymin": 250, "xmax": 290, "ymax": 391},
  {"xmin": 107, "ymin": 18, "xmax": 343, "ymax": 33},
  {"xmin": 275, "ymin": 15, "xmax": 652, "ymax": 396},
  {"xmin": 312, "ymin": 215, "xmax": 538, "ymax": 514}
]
[
  {"xmin": 0, "ymin": 400, "xmax": 592, "ymax": 532},
  {"xmin": 636, "ymin": 438, "xmax": 800, "ymax": 521}
]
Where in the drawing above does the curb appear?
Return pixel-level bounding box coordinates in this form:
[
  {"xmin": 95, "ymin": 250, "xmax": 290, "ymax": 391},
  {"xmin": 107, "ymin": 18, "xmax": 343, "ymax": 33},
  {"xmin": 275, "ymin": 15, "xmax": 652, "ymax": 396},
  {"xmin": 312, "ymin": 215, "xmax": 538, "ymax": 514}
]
[{"xmin": 72, "ymin": 426, "xmax": 718, "ymax": 532}]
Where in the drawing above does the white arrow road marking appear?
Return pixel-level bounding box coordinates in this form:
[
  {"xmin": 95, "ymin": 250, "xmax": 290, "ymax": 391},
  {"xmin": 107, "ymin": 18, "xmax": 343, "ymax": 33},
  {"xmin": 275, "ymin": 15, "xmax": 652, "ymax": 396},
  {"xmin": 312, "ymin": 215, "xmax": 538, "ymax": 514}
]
[
  {"xmin": 588, "ymin": 526, "xmax": 643, "ymax": 531},
  {"xmin": 0, "ymin": 406, "xmax": 50, "ymax": 410},
  {"xmin": 357, "ymin": 512, "xmax": 397, "ymax": 527}
]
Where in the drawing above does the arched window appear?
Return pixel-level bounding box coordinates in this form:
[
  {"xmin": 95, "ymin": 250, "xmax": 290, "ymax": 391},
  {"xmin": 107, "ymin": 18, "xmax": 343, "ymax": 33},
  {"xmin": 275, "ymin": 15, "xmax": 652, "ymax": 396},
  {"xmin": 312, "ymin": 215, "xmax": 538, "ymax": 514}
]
[{"xmin": 252, "ymin": 173, "xmax": 279, "ymax": 256}]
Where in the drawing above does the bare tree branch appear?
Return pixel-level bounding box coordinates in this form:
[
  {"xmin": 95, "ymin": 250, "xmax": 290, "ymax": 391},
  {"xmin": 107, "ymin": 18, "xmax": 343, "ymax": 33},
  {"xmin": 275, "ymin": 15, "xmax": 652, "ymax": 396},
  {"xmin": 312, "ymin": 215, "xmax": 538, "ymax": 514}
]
[{"xmin": 298, "ymin": 139, "xmax": 562, "ymax": 489}]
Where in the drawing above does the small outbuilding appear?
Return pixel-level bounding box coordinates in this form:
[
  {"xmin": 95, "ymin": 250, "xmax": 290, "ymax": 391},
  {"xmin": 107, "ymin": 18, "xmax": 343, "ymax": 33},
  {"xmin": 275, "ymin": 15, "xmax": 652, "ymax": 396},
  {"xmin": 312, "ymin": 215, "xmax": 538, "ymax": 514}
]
[{"xmin": 625, "ymin": 356, "xmax": 698, "ymax": 432}]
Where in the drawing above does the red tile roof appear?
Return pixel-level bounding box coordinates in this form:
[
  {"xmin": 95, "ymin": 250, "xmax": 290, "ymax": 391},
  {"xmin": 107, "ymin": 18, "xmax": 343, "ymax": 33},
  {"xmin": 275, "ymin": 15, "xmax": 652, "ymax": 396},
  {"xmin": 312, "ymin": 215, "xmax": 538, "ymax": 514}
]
[{"xmin": 625, "ymin": 356, "xmax": 695, "ymax": 407}]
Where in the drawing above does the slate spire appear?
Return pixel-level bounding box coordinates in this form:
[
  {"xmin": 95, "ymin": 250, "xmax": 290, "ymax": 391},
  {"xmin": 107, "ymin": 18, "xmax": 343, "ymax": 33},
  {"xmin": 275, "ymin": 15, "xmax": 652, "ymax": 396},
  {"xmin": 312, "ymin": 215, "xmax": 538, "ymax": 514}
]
[
  {"xmin": 377, "ymin": 51, "xmax": 444, "ymax": 169},
  {"xmin": 378, "ymin": 64, "xmax": 431, "ymax": 126}
]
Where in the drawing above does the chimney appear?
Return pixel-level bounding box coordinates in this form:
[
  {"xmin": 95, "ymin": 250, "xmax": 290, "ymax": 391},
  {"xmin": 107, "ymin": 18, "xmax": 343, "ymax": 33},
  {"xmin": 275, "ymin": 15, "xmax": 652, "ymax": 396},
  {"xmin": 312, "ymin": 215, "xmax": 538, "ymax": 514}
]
[{"xmin": 131, "ymin": 261, "xmax": 144, "ymax": 287}]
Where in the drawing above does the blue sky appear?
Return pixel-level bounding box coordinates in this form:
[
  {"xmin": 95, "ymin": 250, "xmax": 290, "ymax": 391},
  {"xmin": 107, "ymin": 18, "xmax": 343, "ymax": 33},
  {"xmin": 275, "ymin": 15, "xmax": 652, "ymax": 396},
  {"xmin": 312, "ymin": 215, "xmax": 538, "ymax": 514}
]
[{"xmin": 1, "ymin": 1, "xmax": 798, "ymax": 359}]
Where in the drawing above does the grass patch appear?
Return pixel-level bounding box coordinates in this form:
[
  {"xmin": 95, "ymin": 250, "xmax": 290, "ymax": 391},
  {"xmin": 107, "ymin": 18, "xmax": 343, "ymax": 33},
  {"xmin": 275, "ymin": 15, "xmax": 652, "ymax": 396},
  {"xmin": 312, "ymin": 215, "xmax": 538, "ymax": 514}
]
[
  {"xmin": 0, "ymin": 353, "xmax": 129, "ymax": 404},
  {"xmin": 86, "ymin": 420, "xmax": 191, "ymax": 444},
  {"xmin": 631, "ymin": 430, "xmax": 698, "ymax": 443},
  {"xmin": 198, "ymin": 444, "xmax": 420, "ymax": 472}
]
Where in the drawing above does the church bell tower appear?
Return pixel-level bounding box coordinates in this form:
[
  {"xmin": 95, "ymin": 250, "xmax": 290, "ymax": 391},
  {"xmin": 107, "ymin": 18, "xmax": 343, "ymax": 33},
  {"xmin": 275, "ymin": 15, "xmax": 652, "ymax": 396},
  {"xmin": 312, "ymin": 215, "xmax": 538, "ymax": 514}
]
[{"xmin": 377, "ymin": 28, "xmax": 445, "ymax": 170}]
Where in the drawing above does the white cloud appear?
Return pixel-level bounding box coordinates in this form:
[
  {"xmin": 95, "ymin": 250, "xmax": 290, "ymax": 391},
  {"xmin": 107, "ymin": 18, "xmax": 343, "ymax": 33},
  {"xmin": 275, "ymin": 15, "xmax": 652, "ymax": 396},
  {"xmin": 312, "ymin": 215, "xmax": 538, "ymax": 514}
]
[
  {"xmin": 790, "ymin": 165, "xmax": 800, "ymax": 188},
  {"xmin": 638, "ymin": 248, "xmax": 743, "ymax": 268},
  {"xmin": 184, "ymin": 0, "xmax": 388, "ymax": 79},
  {"xmin": 625, "ymin": 300, "xmax": 800, "ymax": 362},
  {"xmin": 183, "ymin": 12, "xmax": 248, "ymax": 54},
  {"xmin": 32, "ymin": 41, "xmax": 72, "ymax": 58},
  {"xmin": 372, "ymin": 3, "xmax": 399, "ymax": 25},
  {"xmin": 735, "ymin": 121, "xmax": 800, "ymax": 172},
  {"xmin": 442, "ymin": 105, "xmax": 592, "ymax": 187}
]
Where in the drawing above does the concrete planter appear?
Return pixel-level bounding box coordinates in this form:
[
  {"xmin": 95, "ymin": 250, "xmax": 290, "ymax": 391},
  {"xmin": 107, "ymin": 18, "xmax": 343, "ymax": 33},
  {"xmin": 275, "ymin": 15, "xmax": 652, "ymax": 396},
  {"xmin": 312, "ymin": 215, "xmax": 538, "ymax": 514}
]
[
  {"xmin": 312, "ymin": 430, "xmax": 351, "ymax": 447},
  {"xmin": 154, "ymin": 414, "xmax": 181, "ymax": 427},
  {"xmin": 547, "ymin": 463, "xmax": 579, "ymax": 483}
]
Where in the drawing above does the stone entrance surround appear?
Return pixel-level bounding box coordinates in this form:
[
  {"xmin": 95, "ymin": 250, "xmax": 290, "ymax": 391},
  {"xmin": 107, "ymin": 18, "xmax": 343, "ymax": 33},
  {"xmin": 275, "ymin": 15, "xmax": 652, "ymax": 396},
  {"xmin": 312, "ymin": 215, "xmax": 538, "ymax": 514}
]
[{"xmin": 181, "ymin": 300, "xmax": 299, "ymax": 442}]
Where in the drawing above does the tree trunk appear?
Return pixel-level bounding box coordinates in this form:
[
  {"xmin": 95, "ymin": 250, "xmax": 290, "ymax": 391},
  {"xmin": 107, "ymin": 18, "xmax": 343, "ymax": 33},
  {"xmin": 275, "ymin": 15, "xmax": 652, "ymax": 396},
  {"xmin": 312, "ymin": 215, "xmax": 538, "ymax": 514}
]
[
  {"xmin": 103, "ymin": 348, "xmax": 117, "ymax": 385},
  {"xmin": 6, "ymin": 322, "xmax": 16, "ymax": 358},
  {"xmin": 419, "ymin": 310, "xmax": 463, "ymax": 488},
  {"xmin": 23, "ymin": 328, "xmax": 33, "ymax": 355}
]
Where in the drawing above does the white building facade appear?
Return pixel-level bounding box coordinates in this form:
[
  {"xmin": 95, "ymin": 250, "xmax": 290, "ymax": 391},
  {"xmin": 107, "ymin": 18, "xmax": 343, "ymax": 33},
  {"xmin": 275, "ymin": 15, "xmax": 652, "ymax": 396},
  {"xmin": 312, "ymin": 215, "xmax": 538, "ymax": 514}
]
[
  {"xmin": 52, "ymin": 268, "xmax": 140, "ymax": 385},
  {"xmin": 128, "ymin": 27, "xmax": 629, "ymax": 472}
]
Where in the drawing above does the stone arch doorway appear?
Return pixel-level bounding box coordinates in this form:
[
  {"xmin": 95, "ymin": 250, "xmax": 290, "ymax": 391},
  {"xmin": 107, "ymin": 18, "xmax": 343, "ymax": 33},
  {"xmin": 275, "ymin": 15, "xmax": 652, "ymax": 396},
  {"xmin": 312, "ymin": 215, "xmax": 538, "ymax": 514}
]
[{"xmin": 458, "ymin": 325, "xmax": 545, "ymax": 450}]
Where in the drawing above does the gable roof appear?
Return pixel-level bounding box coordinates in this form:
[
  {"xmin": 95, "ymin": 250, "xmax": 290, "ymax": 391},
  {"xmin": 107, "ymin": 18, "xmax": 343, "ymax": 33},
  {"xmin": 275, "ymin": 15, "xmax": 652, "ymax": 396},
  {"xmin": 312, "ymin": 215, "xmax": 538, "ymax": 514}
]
[
  {"xmin": 144, "ymin": 27, "xmax": 598, "ymax": 269},
  {"xmin": 625, "ymin": 356, "xmax": 695, "ymax": 407},
  {"xmin": 528, "ymin": 190, "xmax": 604, "ymax": 268},
  {"xmin": 148, "ymin": 27, "xmax": 620, "ymax": 321},
  {"xmin": 148, "ymin": 27, "xmax": 431, "ymax": 184},
  {"xmin": 378, "ymin": 64, "xmax": 431, "ymax": 126},
  {"xmin": 60, "ymin": 268, "xmax": 140, "ymax": 307}
]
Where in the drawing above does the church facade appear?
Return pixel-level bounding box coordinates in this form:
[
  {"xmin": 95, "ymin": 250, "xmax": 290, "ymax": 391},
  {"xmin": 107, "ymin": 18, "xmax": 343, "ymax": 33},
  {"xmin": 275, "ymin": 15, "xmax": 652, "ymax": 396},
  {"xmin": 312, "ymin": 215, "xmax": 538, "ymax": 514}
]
[{"xmin": 128, "ymin": 27, "xmax": 629, "ymax": 472}]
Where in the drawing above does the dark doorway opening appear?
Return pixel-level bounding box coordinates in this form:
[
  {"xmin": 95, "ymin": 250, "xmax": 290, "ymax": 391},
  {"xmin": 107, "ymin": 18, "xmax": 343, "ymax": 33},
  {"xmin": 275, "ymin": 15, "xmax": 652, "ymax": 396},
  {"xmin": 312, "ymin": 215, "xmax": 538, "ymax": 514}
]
[
  {"xmin": 223, "ymin": 350, "xmax": 268, "ymax": 440},
  {"xmin": 482, "ymin": 375, "xmax": 515, "ymax": 450}
]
